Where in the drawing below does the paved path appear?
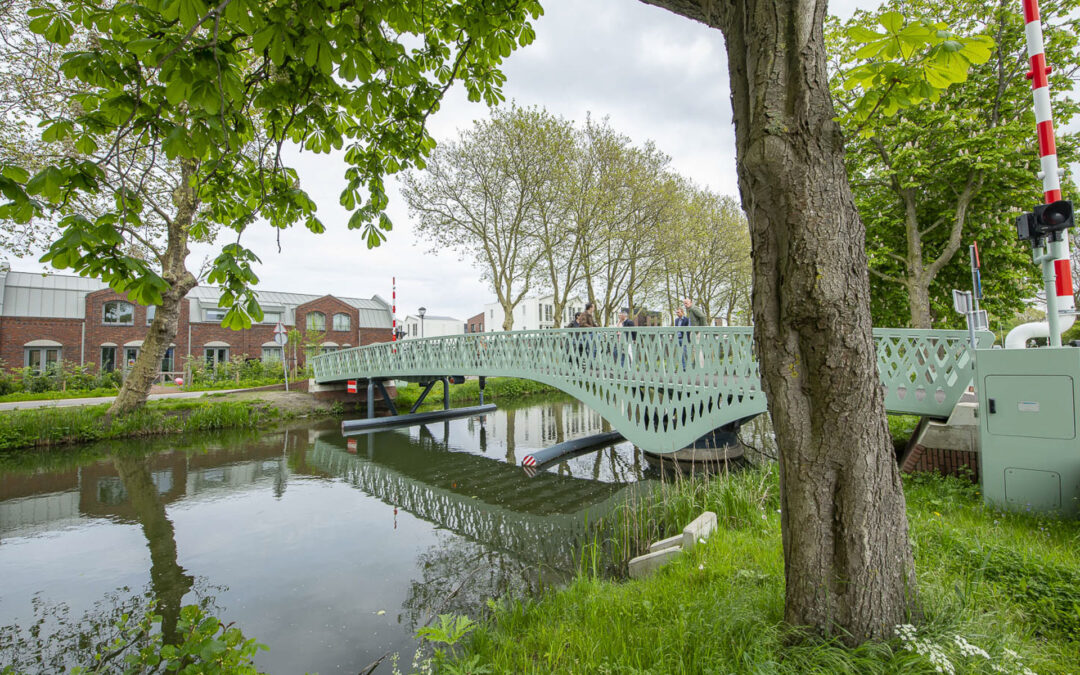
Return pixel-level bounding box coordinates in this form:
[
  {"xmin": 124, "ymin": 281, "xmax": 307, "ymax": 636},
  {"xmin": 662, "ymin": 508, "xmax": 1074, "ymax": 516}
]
[{"xmin": 0, "ymin": 389, "xmax": 245, "ymax": 411}]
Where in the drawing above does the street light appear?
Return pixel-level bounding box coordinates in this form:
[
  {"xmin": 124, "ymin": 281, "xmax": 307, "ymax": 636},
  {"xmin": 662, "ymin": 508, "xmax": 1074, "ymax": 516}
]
[{"xmin": 418, "ymin": 306, "xmax": 426, "ymax": 339}]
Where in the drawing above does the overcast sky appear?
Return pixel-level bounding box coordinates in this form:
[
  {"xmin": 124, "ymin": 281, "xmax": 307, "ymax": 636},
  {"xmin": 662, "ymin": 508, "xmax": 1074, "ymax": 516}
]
[{"xmin": 14, "ymin": 0, "xmax": 872, "ymax": 321}]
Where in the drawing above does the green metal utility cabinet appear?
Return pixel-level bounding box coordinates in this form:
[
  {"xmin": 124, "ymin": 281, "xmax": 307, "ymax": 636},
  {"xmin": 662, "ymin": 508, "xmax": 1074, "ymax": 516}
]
[{"xmin": 976, "ymin": 347, "xmax": 1080, "ymax": 516}]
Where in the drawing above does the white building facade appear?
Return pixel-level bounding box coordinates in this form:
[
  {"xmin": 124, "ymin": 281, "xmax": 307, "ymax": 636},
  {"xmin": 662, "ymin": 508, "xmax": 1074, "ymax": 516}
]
[
  {"xmin": 481, "ymin": 295, "xmax": 585, "ymax": 331},
  {"xmin": 401, "ymin": 314, "xmax": 465, "ymax": 339}
]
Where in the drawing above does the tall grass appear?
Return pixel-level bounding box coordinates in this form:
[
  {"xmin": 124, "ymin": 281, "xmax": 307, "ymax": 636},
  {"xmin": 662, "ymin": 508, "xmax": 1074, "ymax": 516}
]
[
  {"xmin": 459, "ymin": 467, "xmax": 1080, "ymax": 674},
  {"xmin": 0, "ymin": 400, "xmax": 276, "ymax": 450}
]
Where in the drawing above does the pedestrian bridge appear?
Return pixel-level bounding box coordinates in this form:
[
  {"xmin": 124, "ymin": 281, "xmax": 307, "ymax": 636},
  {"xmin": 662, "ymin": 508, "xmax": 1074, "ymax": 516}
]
[{"xmin": 311, "ymin": 327, "xmax": 994, "ymax": 454}]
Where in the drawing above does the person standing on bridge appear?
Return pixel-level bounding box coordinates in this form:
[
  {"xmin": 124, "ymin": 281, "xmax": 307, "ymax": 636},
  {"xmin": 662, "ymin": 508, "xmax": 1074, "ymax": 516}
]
[
  {"xmin": 579, "ymin": 303, "xmax": 598, "ymax": 328},
  {"xmin": 683, "ymin": 298, "xmax": 707, "ymax": 370},
  {"xmin": 683, "ymin": 297, "xmax": 707, "ymax": 326},
  {"xmin": 674, "ymin": 306, "xmax": 690, "ymax": 370},
  {"xmin": 617, "ymin": 310, "xmax": 636, "ymax": 367}
]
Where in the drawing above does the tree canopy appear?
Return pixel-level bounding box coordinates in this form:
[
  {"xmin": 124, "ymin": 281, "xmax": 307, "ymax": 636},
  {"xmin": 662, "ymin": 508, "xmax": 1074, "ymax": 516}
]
[
  {"xmin": 830, "ymin": 0, "xmax": 1079, "ymax": 328},
  {"xmin": 0, "ymin": 0, "xmax": 542, "ymax": 323}
]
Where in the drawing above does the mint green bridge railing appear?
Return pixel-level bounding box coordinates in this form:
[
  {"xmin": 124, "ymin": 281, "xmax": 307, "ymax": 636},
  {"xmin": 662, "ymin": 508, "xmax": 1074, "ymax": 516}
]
[{"xmin": 312, "ymin": 327, "xmax": 994, "ymax": 454}]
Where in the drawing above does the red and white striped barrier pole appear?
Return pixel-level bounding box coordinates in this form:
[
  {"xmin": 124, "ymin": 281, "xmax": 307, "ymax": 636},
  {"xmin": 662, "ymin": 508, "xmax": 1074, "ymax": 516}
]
[
  {"xmin": 1023, "ymin": 0, "xmax": 1074, "ymax": 346},
  {"xmin": 391, "ymin": 276, "xmax": 397, "ymax": 342}
]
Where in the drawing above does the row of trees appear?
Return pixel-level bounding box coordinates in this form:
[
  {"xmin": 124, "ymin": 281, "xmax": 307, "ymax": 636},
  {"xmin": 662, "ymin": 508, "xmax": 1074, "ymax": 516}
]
[{"xmin": 401, "ymin": 106, "xmax": 752, "ymax": 328}]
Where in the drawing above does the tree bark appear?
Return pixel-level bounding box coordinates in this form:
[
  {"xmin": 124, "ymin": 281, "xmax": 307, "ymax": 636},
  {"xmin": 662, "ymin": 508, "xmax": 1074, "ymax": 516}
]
[
  {"xmin": 639, "ymin": 0, "xmax": 918, "ymax": 642},
  {"xmin": 108, "ymin": 159, "xmax": 199, "ymax": 416}
]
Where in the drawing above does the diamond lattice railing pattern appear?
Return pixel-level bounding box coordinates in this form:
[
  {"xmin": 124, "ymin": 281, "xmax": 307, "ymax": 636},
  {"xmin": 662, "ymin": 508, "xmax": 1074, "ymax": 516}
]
[{"xmin": 312, "ymin": 327, "xmax": 994, "ymax": 454}]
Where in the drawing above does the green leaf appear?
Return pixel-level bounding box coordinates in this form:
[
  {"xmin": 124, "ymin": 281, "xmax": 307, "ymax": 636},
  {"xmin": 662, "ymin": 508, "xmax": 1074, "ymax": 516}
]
[
  {"xmin": 1, "ymin": 166, "xmax": 30, "ymax": 183},
  {"xmin": 879, "ymin": 11, "xmax": 904, "ymax": 34}
]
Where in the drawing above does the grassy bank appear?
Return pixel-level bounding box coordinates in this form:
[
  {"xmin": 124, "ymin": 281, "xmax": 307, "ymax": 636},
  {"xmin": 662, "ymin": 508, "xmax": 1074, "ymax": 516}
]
[
  {"xmin": 0, "ymin": 398, "xmax": 300, "ymax": 451},
  {"xmin": 455, "ymin": 468, "xmax": 1080, "ymax": 674},
  {"xmin": 394, "ymin": 377, "xmax": 560, "ymax": 410},
  {"xmin": 0, "ymin": 386, "xmax": 120, "ymax": 403}
]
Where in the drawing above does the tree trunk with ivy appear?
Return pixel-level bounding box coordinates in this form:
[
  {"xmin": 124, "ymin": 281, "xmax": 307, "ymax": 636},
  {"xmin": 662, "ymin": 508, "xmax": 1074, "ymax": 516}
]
[
  {"xmin": 639, "ymin": 0, "xmax": 918, "ymax": 642},
  {"xmin": 107, "ymin": 160, "xmax": 199, "ymax": 417}
]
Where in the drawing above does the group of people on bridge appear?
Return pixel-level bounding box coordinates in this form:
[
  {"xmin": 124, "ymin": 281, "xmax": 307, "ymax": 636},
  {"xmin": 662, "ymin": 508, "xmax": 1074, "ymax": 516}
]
[{"xmin": 566, "ymin": 297, "xmax": 708, "ymax": 329}]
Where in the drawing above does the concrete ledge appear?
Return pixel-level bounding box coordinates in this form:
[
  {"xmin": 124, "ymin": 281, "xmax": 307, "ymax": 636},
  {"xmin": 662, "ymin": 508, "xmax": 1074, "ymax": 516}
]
[
  {"xmin": 648, "ymin": 535, "xmax": 682, "ymax": 553},
  {"xmin": 628, "ymin": 546, "xmax": 683, "ymax": 579},
  {"xmin": 682, "ymin": 511, "xmax": 717, "ymax": 551}
]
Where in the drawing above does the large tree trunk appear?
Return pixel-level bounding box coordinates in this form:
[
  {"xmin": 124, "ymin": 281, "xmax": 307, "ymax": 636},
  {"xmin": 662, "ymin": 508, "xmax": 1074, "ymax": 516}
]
[
  {"xmin": 108, "ymin": 159, "xmax": 199, "ymax": 416},
  {"xmin": 639, "ymin": 0, "xmax": 918, "ymax": 642},
  {"xmin": 907, "ymin": 274, "xmax": 933, "ymax": 329}
]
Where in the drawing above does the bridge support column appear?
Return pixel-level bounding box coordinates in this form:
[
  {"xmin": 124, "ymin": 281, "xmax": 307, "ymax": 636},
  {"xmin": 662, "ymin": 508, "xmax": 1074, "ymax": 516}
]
[
  {"xmin": 366, "ymin": 380, "xmax": 374, "ymax": 419},
  {"xmin": 479, "ymin": 376, "xmax": 486, "ymax": 405},
  {"xmin": 442, "ymin": 377, "xmax": 450, "ymax": 410}
]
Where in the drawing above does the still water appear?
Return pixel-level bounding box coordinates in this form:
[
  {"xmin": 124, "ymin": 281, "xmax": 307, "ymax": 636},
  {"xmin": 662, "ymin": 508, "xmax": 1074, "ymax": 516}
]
[{"xmin": 0, "ymin": 396, "xmax": 687, "ymax": 674}]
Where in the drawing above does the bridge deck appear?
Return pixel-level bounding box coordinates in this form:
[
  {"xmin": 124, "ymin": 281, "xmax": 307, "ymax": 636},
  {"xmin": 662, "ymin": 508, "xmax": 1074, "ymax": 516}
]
[{"xmin": 313, "ymin": 327, "xmax": 993, "ymax": 453}]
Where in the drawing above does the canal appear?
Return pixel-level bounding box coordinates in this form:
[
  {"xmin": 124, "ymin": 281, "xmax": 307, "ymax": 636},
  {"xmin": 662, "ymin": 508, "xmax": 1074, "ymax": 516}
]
[{"xmin": 0, "ymin": 395, "xmax": 695, "ymax": 674}]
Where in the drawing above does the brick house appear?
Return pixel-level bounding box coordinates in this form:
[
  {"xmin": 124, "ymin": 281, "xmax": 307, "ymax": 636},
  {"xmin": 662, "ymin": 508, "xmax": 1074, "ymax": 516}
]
[
  {"xmin": 465, "ymin": 312, "xmax": 485, "ymax": 334},
  {"xmin": 0, "ymin": 263, "xmax": 392, "ymax": 374}
]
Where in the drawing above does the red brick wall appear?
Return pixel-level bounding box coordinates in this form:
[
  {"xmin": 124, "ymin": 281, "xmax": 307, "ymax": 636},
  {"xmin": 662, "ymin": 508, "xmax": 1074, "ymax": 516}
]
[
  {"xmin": 2, "ymin": 288, "xmax": 391, "ymax": 373},
  {"xmin": 901, "ymin": 445, "xmax": 980, "ymax": 482},
  {"xmin": 84, "ymin": 289, "xmax": 192, "ymax": 370},
  {"xmin": 467, "ymin": 312, "xmax": 485, "ymax": 333},
  {"xmin": 0, "ymin": 317, "xmax": 84, "ymax": 369},
  {"xmin": 296, "ymin": 296, "xmax": 359, "ymax": 350}
]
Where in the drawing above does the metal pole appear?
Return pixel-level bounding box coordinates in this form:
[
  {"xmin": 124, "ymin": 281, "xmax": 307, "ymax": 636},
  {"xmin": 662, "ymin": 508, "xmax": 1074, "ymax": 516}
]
[
  {"xmin": 442, "ymin": 376, "xmax": 450, "ymax": 410},
  {"xmin": 282, "ymin": 345, "xmax": 289, "ymax": 392},
  {"xmin": 367, "ymin": 380, "xmax": 374, "ymax": 419},
  {"xmin": 1021, "ymin": 0, "xmax": 1073, "ymax": 346},
  {"xmin": 969, "ymin": 243, "xmax": 981, "ymax": 315}
]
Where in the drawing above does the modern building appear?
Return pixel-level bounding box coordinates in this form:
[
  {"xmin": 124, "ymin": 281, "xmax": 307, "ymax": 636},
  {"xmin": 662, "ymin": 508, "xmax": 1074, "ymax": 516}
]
[
  {"xmin": 0, "ymin": 263, "xmax": 392, "ymax": 374},
  {"xmin": 465, "ymin": 312, "xmax": 485, "ymax": 334},
  {"xmin": 481, "ymin": 295, "xmax": 585, "ymax": 332},
  {"xmin": 400, "ymin": 313, "xmax": 465, "ymax": 339}
]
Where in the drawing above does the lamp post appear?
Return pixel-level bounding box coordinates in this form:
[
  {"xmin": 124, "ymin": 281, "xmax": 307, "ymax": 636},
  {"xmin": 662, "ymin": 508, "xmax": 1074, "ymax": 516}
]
[{"xmin": 418, "ymin": 306, "xmax": 426, "ymax": 339}]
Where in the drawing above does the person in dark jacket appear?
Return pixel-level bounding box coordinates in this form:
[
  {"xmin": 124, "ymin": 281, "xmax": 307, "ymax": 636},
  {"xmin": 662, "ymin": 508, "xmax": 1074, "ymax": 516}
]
[
  {"xmin": 674, "ymin": 306, "xmax": 690, "ymax": 369},
  {"xmin": 683, "ymin": 297, "xmax": 707, "ymax": 326},
  {"xmin": 617, "ymin": 310, "xmax": 636, "ymax": 366}
]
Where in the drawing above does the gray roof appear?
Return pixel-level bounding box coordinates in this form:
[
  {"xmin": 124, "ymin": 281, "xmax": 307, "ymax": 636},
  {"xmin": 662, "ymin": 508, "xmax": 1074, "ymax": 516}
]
[
  {"xmin": 1, "ymin": 270, "xmax": 107, "ymax": 319},
  {"xmin": 0, "ymin": 266, "xmax": 392, "ymax": 327}
]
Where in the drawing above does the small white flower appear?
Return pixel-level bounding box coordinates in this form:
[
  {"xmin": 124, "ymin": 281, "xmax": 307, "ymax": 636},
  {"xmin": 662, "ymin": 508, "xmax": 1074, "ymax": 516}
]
[
  {"xmin": 1004, "ymin": 648, "xmax": 1021, "ymax": 660},
  {"xmin": 698, "ymin": 537, "xmax": 706, "ymax": 544},
  {"xmin": 698, "ymin": 563, "xmax": 705, "ymax": 570}
]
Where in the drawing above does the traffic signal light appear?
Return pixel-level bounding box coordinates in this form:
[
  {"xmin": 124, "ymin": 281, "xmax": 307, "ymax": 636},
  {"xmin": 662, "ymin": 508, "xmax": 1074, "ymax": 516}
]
[{"xmin": 1017, "ymin": 199, "xmax": 1074, "ymax": 246}]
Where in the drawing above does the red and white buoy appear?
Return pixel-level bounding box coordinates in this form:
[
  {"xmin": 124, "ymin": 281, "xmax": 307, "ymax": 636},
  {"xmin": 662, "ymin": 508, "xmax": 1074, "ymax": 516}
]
[{"xmin": 1007, "ymin": 0, "xmax": 1076, "ymax": 347}]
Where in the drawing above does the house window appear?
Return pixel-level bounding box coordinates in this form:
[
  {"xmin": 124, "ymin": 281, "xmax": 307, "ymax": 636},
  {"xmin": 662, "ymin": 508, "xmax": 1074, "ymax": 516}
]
[
  {"xmin": 306, "ymin": 311, "xmax": 326, "ymax": 331},
  {"xmin": 101, "ymin": 346, "xmax": 116, "ymax": 372},
  {"xmin": 332, "ymin": 313, "xmax": 351, "ymax": 331},
  {"xmin": 160, "ymin": 347, "xmax": 174, "ymax": 373},
  {"xmin": 489, "ymin": 309, "xmax": 493, "ymax": 319},
  {"xmin": 204, "ymin": 308, "xmax": 227, "ymax": 322},
  {"xmin": 103, "ymin": 301, "xmax": 134, "ymax": 325},
  {"xmin": 25, "ymin": 347, "xmax": 60, "ymax": 372},
  {"xmin": 322, "ymin": 346, "xmax": 338, "ymax": 353},
  {"xmin": 262, "ymin": 347, "xmax": 282, "ymax": 362},
  {"xmin": 545, "ymin": 304, "xmax": 553, "ymax": 321},
  {"xmin": 205, "ymin": 347, "xmax": 229, "ymax": 368},
  {"xmin": 263, "ymin": 311, "xmax": 282, "ymax": 324},
  {"xmin": 411, "ymin": 323, "xmax": 417, "ymax": 336},
  {"xmin": 146, "ymin": 305, "xmax": 156, "ymax": 325},
  {"xmin": 123, "ymin": 347, "xmax": 139, "ymax": 369}
]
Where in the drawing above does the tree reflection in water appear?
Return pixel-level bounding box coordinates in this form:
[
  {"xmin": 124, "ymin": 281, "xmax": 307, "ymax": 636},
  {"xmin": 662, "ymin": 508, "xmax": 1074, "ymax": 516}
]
[{"xmin": 0, "ymin": 452, "xmax": 205, "ymax": 672}]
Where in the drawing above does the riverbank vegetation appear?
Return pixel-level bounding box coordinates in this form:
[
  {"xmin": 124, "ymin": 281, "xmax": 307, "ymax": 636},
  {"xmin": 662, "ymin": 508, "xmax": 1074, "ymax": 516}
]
[
  {"xmin": 0, "ymin": 392, "xmax": 341, "ymax": 451},
  {"xmin": 453, "ymin": 467, "xmax": 1080, "ymax": 673},
  {"xmin": 394, "ymin": 377, "xmax": 560, "ymax": 410}
]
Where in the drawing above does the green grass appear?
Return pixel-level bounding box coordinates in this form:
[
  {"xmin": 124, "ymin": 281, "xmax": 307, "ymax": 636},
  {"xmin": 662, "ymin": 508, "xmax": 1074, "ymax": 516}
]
[
  {"xmin": 0, "ymin": 399, "xmax": 283, "ymax": 450},
  {"xmin": 0, "ymin": 387, "xmax": 120, "ymax": 403},
  {"xmin": 455, "ymin": 468, "xmax": 1080, "ymax": 674},
  {"xmin": 394, "ymin": 377, "xmax": 560, "ymax": 410},
  {"xmin": 889, "ymin": 413, "xmax": 921, "ymax": 447}
]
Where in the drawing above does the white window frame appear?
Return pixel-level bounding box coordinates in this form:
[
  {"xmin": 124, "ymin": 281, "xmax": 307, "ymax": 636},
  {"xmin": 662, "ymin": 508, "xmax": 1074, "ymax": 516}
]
[
  {"xmin": 332, "ymin": 313, "xmax": 351, "ymax": 331},
  {"xmin": 103, "ymin": 301, "xmax": 134, "ymax": 325},
  {"xmin": 306, "ymin": 311, "xmax": 326, "ymax": 331},
  {"xmin": 25, "ymin": 347, "xmax": 61, "ymax": 372},
  {"xmin": 204, "ymin": 308, "xmax": 227, "ymax": 322},
  {"xmin": 205, "ymin": 347, "xmax": 229, "ymax": 368},
  {"xmin": 146, "ymin": 305, "xmax": 156, "ymax": 325}
]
